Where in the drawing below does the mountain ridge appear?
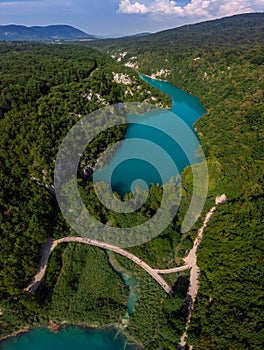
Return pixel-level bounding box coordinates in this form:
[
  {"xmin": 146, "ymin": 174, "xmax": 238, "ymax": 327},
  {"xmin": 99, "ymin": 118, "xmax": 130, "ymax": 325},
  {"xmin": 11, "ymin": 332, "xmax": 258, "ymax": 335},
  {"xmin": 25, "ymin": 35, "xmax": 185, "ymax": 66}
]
[
  {"xmin": 91, "ymin": 13, "xmax": 264, "ymax": 48},
  {"xmin": 1, "ymin": 13, "xmax": 263, "ymax": 43},
  {"xmin": 0, "ymin": 24, "xmax": 96, "ymax": 41}
]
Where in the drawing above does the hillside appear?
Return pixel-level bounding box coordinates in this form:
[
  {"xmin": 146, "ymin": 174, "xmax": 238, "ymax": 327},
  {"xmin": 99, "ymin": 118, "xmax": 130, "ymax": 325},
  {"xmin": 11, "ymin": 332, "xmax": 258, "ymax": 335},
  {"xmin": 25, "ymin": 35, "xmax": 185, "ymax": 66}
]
[
  {"xmin": 0, "ymin": 25, "xmax": 95, "ymax": 41},
  {"xmin": 87, "ymin": 12, "xmax": 264, "ymax": 350},
  {"xmin": 90, "ymin": 13, "xmax": 264, "ymax": 49},
  {"xmin": 0, "ymin": 42, "xmax": 175, "ymax": 348}
]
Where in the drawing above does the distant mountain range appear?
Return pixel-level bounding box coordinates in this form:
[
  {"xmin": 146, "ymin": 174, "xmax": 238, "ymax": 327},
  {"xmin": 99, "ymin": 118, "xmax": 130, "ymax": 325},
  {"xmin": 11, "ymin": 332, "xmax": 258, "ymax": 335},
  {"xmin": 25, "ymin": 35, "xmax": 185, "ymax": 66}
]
[
  {"xmin": 123, "ymin": 32, "xmax": 152, "ymax": 38},
  {"xmin": 0, "ymin": 25, "xmax": 96, "ymax": 41},
  {"xmin": 1, "ymin": 13, "xmax": 263, "ymax": 43},
  {"xmin": 91, "ymin": 13, "xmax": 264, "ymax": 49}
]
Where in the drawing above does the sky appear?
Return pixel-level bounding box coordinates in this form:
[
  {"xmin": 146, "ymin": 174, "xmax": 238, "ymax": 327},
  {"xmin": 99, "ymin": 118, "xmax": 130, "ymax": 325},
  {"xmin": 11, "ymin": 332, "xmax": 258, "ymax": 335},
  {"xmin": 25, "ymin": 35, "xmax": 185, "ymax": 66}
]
[{"xmin": 0, "ymin": 0, "xmax": 263, "ymax": 37}]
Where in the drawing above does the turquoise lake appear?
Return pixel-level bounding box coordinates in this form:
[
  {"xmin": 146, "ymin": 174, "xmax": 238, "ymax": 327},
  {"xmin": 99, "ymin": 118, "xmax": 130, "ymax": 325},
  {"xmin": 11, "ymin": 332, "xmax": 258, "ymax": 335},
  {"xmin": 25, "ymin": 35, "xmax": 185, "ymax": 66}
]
[
  {"xmin": 0, "ymin": 327, "xmax": 140, "ymax": 350},
  {"xmin": 94, "ymin": 74, "xmax": 206, "ymax": 195},
  {"xmin": 0, "ymin": 76, "xmax": 205, "ymax": 349}
]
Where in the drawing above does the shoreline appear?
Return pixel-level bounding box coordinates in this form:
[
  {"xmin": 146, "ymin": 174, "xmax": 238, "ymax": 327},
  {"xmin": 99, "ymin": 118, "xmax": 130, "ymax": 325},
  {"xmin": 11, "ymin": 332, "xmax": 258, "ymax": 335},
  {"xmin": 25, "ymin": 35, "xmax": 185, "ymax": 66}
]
[
  {"xmin": 140, "ymin": 73, "xmax": 168, "ymax": 82},
  {"xmin": 0, "ymin": 320, "xmax": 143, "ymax": 348},
  {"xmin": 0, "ymin": 326, "xmax": 31, "ymax": 342},
  {"xmin": 0, "ymin": 321, "xmax": 106, "ymax": 342}
]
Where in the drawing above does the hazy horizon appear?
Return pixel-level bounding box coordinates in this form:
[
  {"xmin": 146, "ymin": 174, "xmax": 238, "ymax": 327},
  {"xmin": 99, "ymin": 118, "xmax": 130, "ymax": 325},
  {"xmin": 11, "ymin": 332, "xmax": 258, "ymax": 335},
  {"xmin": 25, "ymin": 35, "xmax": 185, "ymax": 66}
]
[{"xmin": 0, "ymin": 0, "xmax": 263, "ymax": 37}]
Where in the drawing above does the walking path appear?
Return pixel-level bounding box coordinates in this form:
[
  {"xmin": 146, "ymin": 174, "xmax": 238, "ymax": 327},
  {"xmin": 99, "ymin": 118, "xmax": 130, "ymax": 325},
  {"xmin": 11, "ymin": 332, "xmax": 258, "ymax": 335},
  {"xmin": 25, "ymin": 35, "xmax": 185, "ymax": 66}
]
[
  {"xmin": 25, "ymin": 236, "xmax": 173, "ymax": 294},
  {"xmin": 25, "ymin": 195, "xmax": 227, "ymax": 315},
  {"xmin": 178, "ymin": 194, "xmax": 227, "ymax": 350},
  {"xmin": 154, "ymin": 265, "xmax": 189, "ymax": 274}
]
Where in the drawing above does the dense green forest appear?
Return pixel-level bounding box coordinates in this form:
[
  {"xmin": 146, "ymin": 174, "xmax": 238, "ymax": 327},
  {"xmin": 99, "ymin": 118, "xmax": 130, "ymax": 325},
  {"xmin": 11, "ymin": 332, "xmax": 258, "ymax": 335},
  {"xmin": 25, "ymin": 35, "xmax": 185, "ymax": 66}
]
[
  {"xmin": 0, "ymin": 12, "xmax": 263, "ymax": 350},
  {"xmin": 87, "ymin": 12, "xmax": 264, "ymax": 349},
  {"xmin": 0, "ymin": 42, "xmax": 179, "ymax": 348}
]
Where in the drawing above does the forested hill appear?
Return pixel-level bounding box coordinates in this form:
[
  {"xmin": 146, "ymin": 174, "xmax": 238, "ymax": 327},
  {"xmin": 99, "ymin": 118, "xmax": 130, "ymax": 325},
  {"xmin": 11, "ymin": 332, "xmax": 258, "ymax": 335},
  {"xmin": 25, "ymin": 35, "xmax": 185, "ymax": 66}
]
[
  {"xmin": 0, "ymin": 25, "xmax": 95, "ymax": 41},
  {"xmin": 87, "ymin": 12, "xmax": 264, "ymax": 350},
  {"xmin": 91, "ymin": 13, "xmax": 264, "ymax": 49},
  {"xmin": 0, "ymin": 42, "xmax": 173, "ymax": 346}
]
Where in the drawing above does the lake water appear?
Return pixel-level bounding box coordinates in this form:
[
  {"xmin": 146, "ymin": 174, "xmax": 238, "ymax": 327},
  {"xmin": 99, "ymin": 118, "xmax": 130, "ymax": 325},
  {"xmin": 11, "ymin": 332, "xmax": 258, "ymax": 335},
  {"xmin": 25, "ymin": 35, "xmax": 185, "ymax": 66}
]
[
  {"xmin": 0, "ymin": 76, "xmax": 205, "ymax": 349},
  {"xmin": 0, "ymin": 327, "xmax": 140, "ymax": 350},
  {"xmin": 107, "ymin": 251, "xmax": 138, "ymax": 318},
  {"xmin": 94, "ymin": 75, "xmax": 205, "ymax": 195}
]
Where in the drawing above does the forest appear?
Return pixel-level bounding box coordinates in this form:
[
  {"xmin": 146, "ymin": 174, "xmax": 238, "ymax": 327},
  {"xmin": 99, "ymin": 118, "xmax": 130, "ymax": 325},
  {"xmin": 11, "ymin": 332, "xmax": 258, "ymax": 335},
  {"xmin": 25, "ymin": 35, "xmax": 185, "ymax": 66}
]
[
  {"xmin": 0, "ymin": 12, "xmax": 263, "ymax": 350},
  {"xmin": 0, "ymin": 41, "xmax": 185, "ymax": 349},
  {"xmin": 88, "ymin": 12, "xmax": 264, "ymax": 350}
]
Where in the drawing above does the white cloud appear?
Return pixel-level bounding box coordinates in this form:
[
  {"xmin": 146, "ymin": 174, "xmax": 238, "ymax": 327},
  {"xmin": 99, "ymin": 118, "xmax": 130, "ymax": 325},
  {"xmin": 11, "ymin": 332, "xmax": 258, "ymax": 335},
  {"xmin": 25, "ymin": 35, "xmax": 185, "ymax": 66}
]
[
  {"xmin": 118, "ymin": 0, "xmax": 264, "ymax": 19},
  {"xmin": 149, "ymin": 1, "xmax": 184, "ymax": 16},
  {"xmin": 218, "ymin": 1, "xmax": 252, "ymax": 17},
  {"xmin": 118, "ymin": 0, "xmax": 149, "ymax": 14}
]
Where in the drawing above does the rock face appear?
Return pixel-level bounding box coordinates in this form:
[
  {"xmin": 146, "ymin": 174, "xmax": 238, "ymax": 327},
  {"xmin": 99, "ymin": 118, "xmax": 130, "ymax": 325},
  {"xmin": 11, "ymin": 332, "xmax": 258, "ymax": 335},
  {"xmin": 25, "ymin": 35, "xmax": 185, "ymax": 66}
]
[
  {"xmin": 215, "ymin": 194, "xmax": 227, "ymax": 205},
  {"xmin": 112, "ymin": 72, "xmax": 132, "ymax": 85}
]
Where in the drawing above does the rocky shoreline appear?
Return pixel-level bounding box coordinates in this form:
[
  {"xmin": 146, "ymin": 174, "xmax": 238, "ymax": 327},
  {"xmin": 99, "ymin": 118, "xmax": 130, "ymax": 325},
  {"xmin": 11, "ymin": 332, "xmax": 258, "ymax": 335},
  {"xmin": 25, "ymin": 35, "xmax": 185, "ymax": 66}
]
[
  {"xmin": 0, "ymin": 326, "xmax": 31, "ymax": 342},
  {"xmin": 0, "ymin": 319, "xmax": 142, "ymax": 348}
]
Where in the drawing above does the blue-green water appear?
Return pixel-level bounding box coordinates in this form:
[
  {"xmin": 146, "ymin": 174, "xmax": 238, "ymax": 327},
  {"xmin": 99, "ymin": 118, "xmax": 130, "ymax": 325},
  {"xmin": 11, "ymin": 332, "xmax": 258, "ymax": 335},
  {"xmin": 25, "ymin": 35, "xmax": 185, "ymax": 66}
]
[
  {"xmin": 107, "ymin": 252, "xmax": 138, "ymax": 317},
  {"xmin": 141, "ymin": 75, "xmax": 205, "ymax": 123},
  {"xmin": 125, "ymin": 274, "xmax": 137, "ymax": 316},
  {"xmin": 0, "ymin": 327, "xmax": 140, "ymax": 350},
  {"xmin": 94, "ymin": 75, "xmax": 205, "ymax": 195}
]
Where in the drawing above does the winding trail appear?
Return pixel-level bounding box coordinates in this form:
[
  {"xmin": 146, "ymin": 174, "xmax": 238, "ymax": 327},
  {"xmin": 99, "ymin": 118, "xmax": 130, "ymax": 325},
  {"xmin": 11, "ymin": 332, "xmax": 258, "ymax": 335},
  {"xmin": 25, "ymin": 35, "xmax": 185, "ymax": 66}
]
[
  {"xmin": 25, "ymin": 236, "xmax": 174, "ymax": 294},
  {"xmin": 25, "ymin": 195, "xmax": 226, "ymax": 310},
  {"xmin": 153, "ymin": 265, "xmax": 189, "ymax": 274},
  {"xmin": 178, "ymin": 206, "xmax": 217, "ymax": 349},
  {"xmin": 178, "ymin": 194, "xmax": 227, "ymax": 350}
]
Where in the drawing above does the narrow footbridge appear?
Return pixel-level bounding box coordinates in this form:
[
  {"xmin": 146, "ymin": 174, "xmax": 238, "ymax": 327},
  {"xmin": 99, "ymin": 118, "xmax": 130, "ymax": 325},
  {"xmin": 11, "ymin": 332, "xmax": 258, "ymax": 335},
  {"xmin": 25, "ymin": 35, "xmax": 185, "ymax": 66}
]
[{"xmin": 25, "ymin": 236, "xmax": 189, "ymax": 294}]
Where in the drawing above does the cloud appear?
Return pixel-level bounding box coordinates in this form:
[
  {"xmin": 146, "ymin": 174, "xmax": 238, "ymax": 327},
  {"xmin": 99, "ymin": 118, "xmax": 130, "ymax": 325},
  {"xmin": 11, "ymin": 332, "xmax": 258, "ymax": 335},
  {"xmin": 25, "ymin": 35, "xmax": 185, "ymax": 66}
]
[
  {"xmin": 217, "ymin": 1, "xmax": 253, "ymax": 17},
  {"xmin": 118, "ymin": 0, "xmax": 264, "ymax": 19},
  {"xmin": 118, "ymin": 0, "xmax": 149, "ymax": 14}
]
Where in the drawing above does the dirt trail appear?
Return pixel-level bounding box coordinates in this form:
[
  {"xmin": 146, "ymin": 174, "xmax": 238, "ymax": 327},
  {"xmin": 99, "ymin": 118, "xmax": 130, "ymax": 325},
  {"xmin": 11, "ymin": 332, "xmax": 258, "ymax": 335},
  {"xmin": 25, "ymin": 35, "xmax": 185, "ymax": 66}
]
[
  {"xmin": 25, "ymin": 193, "xmax": 227, "ymax": 335},
  {"xmin": 25, "ymin": 236, "xmax": 172, "ymax": 293},
  {"xmin": 178, "ymin": 194, "xmax": 227, "ymax": 349}
]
